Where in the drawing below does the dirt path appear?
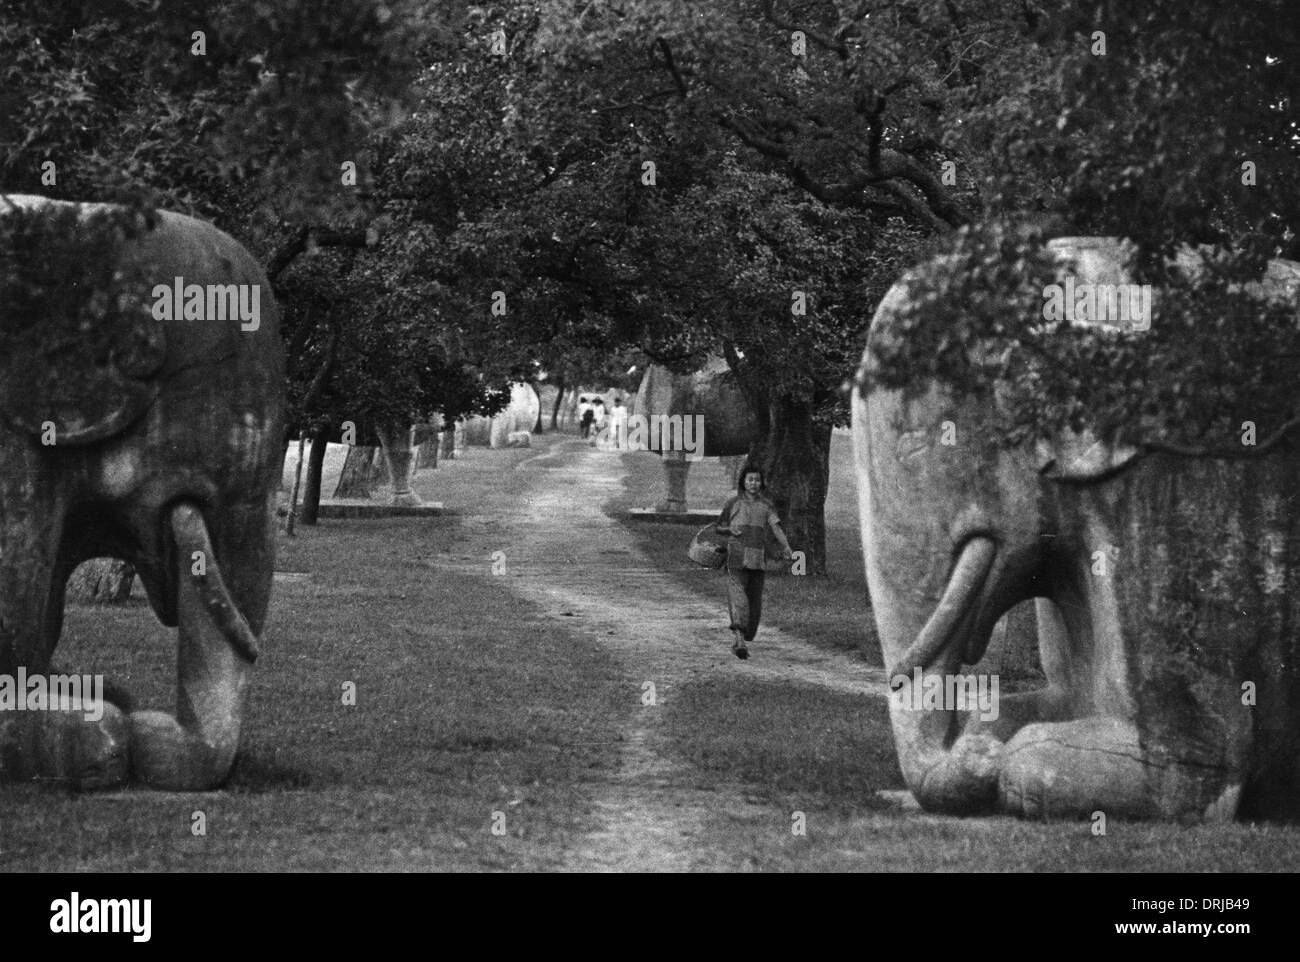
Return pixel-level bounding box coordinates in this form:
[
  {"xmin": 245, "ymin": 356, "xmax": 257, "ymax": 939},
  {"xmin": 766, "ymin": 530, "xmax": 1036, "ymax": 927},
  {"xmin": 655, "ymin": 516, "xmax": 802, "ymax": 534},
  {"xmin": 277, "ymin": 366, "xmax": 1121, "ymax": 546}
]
[{"xmin": 432, "ymin": 436, "xmax": 887, "ymax": 871}]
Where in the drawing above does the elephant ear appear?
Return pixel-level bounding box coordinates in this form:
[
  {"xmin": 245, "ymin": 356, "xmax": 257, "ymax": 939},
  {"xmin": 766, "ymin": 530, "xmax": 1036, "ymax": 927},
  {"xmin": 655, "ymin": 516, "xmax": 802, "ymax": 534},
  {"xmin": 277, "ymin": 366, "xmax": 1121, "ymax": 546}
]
[
  {"xmin": 1036, "ymin": 426, "xmax": 1141, "ymax": 482},
  {"xmin": 0, "ymin": 201, "xmax": 166, "ymax": 445}
]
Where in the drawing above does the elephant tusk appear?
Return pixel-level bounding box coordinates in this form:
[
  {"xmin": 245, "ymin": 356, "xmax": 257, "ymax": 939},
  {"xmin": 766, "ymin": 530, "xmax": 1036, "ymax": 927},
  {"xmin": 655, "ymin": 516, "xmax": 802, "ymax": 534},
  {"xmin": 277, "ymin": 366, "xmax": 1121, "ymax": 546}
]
[
  {"xmin": 169, "ymin": 502, "xmax": 260, "ymax": 663},
  {"xmin": 895, "ymin": 536, "xmax": 996, "ymax": 675}
]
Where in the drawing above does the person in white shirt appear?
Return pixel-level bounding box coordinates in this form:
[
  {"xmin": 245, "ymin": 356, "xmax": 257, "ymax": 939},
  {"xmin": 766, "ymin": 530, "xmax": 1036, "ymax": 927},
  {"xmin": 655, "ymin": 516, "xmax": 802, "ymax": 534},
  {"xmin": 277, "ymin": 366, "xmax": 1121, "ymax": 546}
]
[{"xmin": 610, "ymin": 397, "xmax": 628, "ymax": 448}]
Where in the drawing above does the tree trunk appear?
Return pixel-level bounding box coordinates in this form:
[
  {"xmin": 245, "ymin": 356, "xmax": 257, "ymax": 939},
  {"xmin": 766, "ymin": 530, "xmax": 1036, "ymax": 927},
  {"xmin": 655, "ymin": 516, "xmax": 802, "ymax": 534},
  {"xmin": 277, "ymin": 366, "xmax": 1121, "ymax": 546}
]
[
  {"xmin": 334, "ymin": 445, "xmax": 387, "ymax": 498},
  {"xmin": 417, "ymin": 439, "xmax": 438, "ymax": 469},
  {"xmin": 413, "ymin": 416, "xmax": 439, "ymax": 470},
  {"xmin": 549, "ymin": 374, "xmax": 566, "ymax": 430},
  {"xmin": 300, "ymin": 431, "xmax": 329, "ymax": 525},
  {"xmin": 750, "ymin": 396, "xmax": 830, "ymax": 576},
  {"xmin": 655, "ymin": 450, "xmax": 690, "ymax": 512},
  {"xmin": 982, "ymin": 602, "xmax": 1043, "ymax": 680},
  {"xmin": 416, "ymin": 414, "xmax": 442, "ymax": 469},
  {"xmin": 287, "ymin": 433, "xmax": 306, "ymax": 536},
  {"xmin": 66, "ymin": 559, "xmax": 135, "ymax": 603},
  {"xmin": 438, "ymin": 425, "xmax": 457, "ymax": 461},
  {"xmin": 722, "ymin": 454, "xmax": 747, "ymax": 486}
]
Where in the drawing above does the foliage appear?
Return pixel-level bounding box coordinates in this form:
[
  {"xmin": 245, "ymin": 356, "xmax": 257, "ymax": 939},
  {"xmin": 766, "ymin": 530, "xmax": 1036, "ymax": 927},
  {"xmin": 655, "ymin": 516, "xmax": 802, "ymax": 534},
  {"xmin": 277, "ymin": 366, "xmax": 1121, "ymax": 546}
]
[
  {"xmin": 277, "ymin": 245, "xmax": 509, "ymax": 437},
  {"xmin": 870, "ymin": 221, "xmax": 1300, "ymax": 451},
  {"xmin": 969, "ymin": 0, "xmax": 1300, "ymax": 257},
  {"xmin": 873, "ymin": 0, "xmax": 1300, "ymax": 452},
  {"xmin": 385, "ymin": 1, "xmax": 986, "ymax": 434},
  {"xmin": 8, "ymin": 0, "xmax": 1298, "ymax": 536},
  {"xmin": 0, "ymin": 0, "xmax": 496, "ymax": 436},
  {"xmin": 0, "ymin": 0, "xmax": 432, "ymax": 221}
]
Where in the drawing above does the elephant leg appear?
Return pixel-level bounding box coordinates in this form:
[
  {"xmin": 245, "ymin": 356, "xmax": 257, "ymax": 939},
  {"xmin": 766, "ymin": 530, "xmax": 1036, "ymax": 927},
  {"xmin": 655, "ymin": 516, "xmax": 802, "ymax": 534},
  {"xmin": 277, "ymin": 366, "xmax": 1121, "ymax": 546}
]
[
  {"xmin": 884, "ymin": 536, "xmax": 1006, "ymax": 814},
  {"xmin": 0, "ymin": 493, "xmax": 133, "ymax": 788},
  {"xmin": 129, "ymin": 500, "xmax": 269, "ymax": 789},
  {"xmin": 996, "ymin": 591, "xmax": 1157, "ymax": 819},
  {"xmin": 999, "ymin": 717, "xmax": 1155, "ymax": 819},
  {"xmin": 0, "ymin": 476, "xmax": 66, "ymax": 676},
  {"xmin": 962, "ymin": 598, "xmax": 1077, "ymax": 743},
  {"xmin": 950, "ymin": 595, "xmax": 1155, "ymax": 819},
  {"xmin": 377, "ymin": 423, "xmax": 421, "ymax": 506}
]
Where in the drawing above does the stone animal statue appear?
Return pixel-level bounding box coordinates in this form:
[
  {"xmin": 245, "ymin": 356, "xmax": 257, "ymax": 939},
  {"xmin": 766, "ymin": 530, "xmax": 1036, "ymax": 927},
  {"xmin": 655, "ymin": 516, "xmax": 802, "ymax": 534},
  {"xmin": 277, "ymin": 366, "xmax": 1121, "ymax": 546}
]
[
  {"xmin": 853, "ymin": 235, "xmax": 1300, "ymax": 821},
  {"xmin": 0, "ymin": 194, "xmax": 285, "ymax": 790},
  {"xmin": 462, "ymin": 382, "xmax": 539, "ymax": 448},
  {"xmin": 633, "ymin": 356, "xmax": 758, "ymax": 512}
]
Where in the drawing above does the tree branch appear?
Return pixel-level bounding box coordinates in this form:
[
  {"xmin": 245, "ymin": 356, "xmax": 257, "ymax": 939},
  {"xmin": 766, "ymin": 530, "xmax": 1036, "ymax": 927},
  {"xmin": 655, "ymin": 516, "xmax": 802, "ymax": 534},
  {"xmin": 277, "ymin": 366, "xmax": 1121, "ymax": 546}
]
[
  {"xmin": 1138, "ymin": 416, "xmax": 1300, "ymax": 460},
  {"xmin": 655, "ymin": 37, "xmax": 690, "ymax": 98},
  {"xmin": 760, "ymin": 0, "xmax": 850, "ymax": 61},
  {"xmin": 300, "ymin": 318, "xmax": 342, "ymax": 419},
  {"xmin": 268, "ymin": 226, "xmax": 374, "ymax": 283}
]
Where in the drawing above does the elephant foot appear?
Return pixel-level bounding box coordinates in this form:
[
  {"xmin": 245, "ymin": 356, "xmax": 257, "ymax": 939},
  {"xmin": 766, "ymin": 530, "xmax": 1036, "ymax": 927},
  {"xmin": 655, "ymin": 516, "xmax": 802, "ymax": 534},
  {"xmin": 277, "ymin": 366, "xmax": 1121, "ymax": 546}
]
[
  {"xmin": 911, "ymin": 733, "xmax": 1004, "ymax": 814},
  {"xmin": 1202, "ymin": 782, "xmax": 1243, "ymax": 823},
  {"xmin": 0, "ymin": 701, "xmax": 130, "ymax": 789},
  {"xmin": 652, "ymin": 499, "xmax": 686, "ymax": 513},
  {"xmin": 961, "ymin": 685, "xmax": 1074, "ymax": 743},
  {"xmin": 999, "ymin": 717, "xmax": 1157, "ymax": 819},
  {"xmin": 391, "ymin": 490, "xmax": 423, "ymax": 507},
  {"xmin": 128, "ymin": 710, "xmax": 237, "ymax": 790}
]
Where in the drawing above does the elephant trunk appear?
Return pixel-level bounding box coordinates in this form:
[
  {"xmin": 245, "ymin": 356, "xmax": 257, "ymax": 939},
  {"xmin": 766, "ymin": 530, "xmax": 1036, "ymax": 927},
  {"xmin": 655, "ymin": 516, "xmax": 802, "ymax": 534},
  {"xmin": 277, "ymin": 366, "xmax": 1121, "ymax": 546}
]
[
  {"xmin": 128, "ymin": 501, "xmax": 255, "ymax": 789},
  {"xmin": 894, "ymin": 535, "xmax": 996, "ymax": 676},
  {"xmin": 168, "ymin": 503, "xmax": 259, "ymax": 662},
  {"xmin": 888, "ymin": 535, "xmax": 1003, "ymax": 813}
]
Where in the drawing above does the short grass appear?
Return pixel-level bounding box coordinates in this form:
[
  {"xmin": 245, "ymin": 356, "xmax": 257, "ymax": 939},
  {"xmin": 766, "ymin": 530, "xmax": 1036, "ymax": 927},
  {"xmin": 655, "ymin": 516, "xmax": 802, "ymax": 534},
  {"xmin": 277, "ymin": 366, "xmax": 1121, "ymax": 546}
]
[
  {"xmin": 666, "ymin": 677, "xmax": 904, "ymax": 813},
  {"xmin": 0, "ymin": 508, "xmax": 628, "ymax": 871},
  {"xmin": 605, "ymin": 430, "xmax": 881, "ymax": 663}
]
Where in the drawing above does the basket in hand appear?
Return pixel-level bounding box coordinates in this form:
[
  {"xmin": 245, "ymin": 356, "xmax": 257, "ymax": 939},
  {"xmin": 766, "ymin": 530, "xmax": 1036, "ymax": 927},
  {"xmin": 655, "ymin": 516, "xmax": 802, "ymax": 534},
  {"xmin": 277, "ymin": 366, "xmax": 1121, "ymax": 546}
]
[{"xmin": 687, "ymin": 522, "xmax": 727, "ymax": 569}]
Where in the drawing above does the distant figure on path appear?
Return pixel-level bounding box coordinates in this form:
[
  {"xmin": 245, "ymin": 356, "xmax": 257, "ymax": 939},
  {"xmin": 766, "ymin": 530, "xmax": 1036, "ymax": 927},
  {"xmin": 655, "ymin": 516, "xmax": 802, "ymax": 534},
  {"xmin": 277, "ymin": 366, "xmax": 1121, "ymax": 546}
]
[
  {"xmin": 578, "ymin": 396, "xmax": 594, "ymax": 438},
  {"xmin": 610, "ymin": 397, "xmax": 628, "ymax": 448},
  {"xmin": 592, "ymin": 398, "xmax": 607, "ymax": 435},
  {"xmin": 716, "ymin": 464, "xmax": 793, "ymax": 659}
]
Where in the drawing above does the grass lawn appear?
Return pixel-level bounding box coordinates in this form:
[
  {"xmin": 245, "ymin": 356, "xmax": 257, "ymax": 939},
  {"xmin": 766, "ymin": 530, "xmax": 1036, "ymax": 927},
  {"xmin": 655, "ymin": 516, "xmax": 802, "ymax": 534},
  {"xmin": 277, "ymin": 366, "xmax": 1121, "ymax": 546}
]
[{"xmin": 0, "ymin": 506, "xmax": 629, "ymax": 871}]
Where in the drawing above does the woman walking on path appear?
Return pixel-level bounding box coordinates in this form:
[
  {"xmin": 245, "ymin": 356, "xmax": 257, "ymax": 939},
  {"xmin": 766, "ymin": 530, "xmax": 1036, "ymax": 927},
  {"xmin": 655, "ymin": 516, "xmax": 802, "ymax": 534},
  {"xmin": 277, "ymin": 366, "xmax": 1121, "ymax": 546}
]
[{"xmin": 716, "ymin": 464, "xmax": 793, "ymax": 659}]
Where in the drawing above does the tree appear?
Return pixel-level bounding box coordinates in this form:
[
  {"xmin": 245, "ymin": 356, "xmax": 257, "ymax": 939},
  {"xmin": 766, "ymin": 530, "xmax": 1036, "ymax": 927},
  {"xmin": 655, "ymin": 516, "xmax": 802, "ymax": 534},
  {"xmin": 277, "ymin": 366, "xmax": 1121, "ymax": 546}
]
[
  {"xmin": 0, "ymin": 0, "xmax": 502, "ymax": 524},
  {"xmin": 381, "ymin": 1, "xmax": 1024, "ymax": 571},
  {"xmin": 405, "ymin": 0, "xmax": 1300, "ymax": 573},
  {"xmin": 276, "ymin": 243, "xmax": 512, "ymax": 517},
  {"xmin": 875, "ymin": 0, "xmax": 1300, "ymax": 461},
  {"xmin": 0, "ymin": 0, "xmax": 432, "ymax": 219}
]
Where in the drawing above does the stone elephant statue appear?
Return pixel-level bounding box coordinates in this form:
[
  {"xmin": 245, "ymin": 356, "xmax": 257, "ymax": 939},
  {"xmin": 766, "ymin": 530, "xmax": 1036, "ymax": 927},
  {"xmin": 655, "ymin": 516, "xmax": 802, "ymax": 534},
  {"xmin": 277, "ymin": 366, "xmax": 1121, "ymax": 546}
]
[
  {"xmin": 853, "ymin": 235, "xmax": 1300, "ymax": 821},
  {"xmin": 462, "ymin": 382, "xmax": 539, "ymax": 448},
  {"xmin": 0, "ymin": 194, "xmax": 285, "ymax": 790},
  {"xmin": 633, "ymin": 356, "xmax": 758, "ymax": 512}
]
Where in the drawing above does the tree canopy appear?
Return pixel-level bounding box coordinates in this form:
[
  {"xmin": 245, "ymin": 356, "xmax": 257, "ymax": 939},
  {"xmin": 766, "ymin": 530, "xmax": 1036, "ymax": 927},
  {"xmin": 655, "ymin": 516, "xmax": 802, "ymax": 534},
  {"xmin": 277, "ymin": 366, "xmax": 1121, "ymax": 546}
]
[{"xmin": 4, "ymin": 0, "xmax": 1297, "ymax": 569}]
